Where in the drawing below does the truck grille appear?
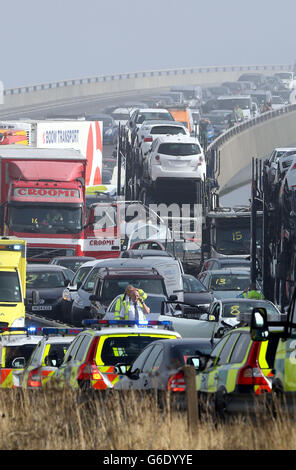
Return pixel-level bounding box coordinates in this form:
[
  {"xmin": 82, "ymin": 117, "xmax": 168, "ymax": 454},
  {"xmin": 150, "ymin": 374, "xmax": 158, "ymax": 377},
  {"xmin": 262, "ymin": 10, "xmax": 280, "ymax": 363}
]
[{"xmin": 27, "ymin": 247, "xmax": 75, "ymax": 261}]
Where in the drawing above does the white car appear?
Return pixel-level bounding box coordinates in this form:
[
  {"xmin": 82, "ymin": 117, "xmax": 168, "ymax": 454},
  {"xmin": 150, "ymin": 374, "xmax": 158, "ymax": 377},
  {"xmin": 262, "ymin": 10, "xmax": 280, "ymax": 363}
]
[
  {"xmin": 145, "ymin": 135, "xmax": 206, "ymax": 182},
  {"xmin": 129, "ymin": 108, "xmax": 175, "ymax": 130},
  {"xmin": 274, "ymin": 71, "xmax": 296, "ymax": 90},
  {"xmin": 110, "ymin": 108, "xmax": 132, "ymax": 126},
  {"xmin": 280, "ymin": 155, "xmax": 296, "ymax": 190},
  {"xmin": 128, "ymin": 108, "xmax": 175, "ymax": 144},
  {"xmin": 137, "ymin": 120, "xmax": 189, "ymax": 162},
  {"xmin": 271, "ymin": 95, "xmax": 286, "ymax": 110},
  {"xmin": 266, "ymin": 147, "xmax": 296, "ymax": 184}
]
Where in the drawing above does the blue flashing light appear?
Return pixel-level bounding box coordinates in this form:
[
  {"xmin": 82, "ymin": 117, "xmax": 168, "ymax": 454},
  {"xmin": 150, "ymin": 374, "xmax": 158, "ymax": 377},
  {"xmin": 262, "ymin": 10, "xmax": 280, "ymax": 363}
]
[
  {"xmin": 82, "ymin": 319, "xmax": 172, "ymax": 328},
  {"xmin": 0, "ymin": 326, "xmax": 83, "ymax": 336},
  {"xmin": 27, "ymin": 327, "xmax": 37, "ymax": 333}
]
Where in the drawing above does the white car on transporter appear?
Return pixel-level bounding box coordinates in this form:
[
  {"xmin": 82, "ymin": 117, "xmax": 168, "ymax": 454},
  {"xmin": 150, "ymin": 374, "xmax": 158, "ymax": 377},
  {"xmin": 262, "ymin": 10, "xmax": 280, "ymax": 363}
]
[{"xmin": 144, "ymin": 134, "xmax": 206, "ymax": 183}]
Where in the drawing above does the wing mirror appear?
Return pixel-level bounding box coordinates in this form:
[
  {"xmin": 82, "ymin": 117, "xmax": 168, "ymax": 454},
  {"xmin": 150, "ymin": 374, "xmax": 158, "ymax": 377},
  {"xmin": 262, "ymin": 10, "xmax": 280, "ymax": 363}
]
[
  {"xmin": 89, "ymin": 294, "xmax": 101, "ymax": 302},
  {"xmin": 12, "ymin": 357, "xmax": 26, "ymax": 369},
  {"xmin": 250, "ymin": 307, "xmax": 269, "ymax": 341},
  {"xmin": 114, "ymin": 363, "xmax": 130, "ymax": 375},
  {"xmin": 45, "ymin": 353, "xmax": 62, "ymax": 367},
  {"xmin": 186, "ymin": 357, "xmax": 200, "ymax": 369},
  {"xmin": 200, "ymin": 313, "xmax": 216, "ymax": 321},
  {"xmin": 169, "ymin": 295, "xmax": 178, "ymax": 302}
]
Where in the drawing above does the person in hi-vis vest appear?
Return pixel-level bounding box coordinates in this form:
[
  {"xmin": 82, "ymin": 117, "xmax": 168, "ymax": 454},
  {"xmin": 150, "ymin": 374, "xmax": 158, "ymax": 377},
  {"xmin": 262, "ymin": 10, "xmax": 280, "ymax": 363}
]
[{"xmin": 120, "ymin": 288, "xmax": 150, "ymax": 322}]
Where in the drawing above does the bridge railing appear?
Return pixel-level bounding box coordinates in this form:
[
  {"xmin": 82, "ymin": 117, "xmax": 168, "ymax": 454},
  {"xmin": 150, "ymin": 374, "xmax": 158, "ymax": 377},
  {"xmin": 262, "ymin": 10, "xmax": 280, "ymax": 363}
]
[
  {"xmin": 206, "ymin": 102, "xmax": 296, "ymax": 163},
  {"xmin": 3, "ymin": 63, "xmax": 291, "ymax": 96}
]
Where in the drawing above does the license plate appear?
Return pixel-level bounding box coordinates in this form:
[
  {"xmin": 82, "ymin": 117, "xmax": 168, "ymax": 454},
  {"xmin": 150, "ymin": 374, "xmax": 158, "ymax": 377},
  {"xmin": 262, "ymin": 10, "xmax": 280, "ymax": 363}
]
[
  {"xmin": 32, "ymin": 306, "xmax": 53, "ymax": 311},
  {"xmin": 171, "ymin": 160, "xmax": 189, "ymax": 165}
]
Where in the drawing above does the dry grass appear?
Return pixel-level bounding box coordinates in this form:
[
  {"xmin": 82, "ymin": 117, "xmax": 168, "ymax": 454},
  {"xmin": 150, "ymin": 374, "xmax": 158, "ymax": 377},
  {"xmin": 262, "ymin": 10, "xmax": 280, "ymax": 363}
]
[{"xmin": 0, "ymin": 389, "xmax": 295, "ymax": 450}]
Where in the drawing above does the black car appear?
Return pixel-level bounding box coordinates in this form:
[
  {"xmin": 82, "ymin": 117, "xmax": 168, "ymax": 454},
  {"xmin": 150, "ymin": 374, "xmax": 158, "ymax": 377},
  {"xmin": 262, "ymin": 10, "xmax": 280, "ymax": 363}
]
[
  {"xmin": 26, "ymin": 264, "xmax": 74, "ymax": 321},
  {"xmin": 114, "ymin": 338, "xmax": 217, "ymax": 409},
  {"xmin": 182, "ymin": 274, "xmax": 214, "ymax": 315},
  {"xmin": 49, "ymin": 256, "xmax": 96, "ymax": 274},
  {"xmin": 199, "ymin": 257, "xmax": 250, "ymax": 273},
  {"xmin": 85, "ymin": 114, "xmax": 118, "ymax": 144}
]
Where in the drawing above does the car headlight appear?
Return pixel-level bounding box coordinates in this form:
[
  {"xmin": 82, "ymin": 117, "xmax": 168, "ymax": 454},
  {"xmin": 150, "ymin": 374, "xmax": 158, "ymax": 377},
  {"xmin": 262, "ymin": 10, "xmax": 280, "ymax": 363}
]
[
  {"xmin": 11, "ymin": 317, "xmax": 25, "ymax": 328},
  {"xmin": 63, "ymin": 290, "xmax": 71, "ymax": 301}
]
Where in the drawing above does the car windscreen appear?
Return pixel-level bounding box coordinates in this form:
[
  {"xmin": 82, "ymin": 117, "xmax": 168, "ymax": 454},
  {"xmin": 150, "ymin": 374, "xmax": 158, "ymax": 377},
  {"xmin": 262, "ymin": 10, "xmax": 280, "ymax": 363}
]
[
  {"xmin": 150, "ymin": 126, "xmax": 186, "ymax": 135},
  {"xmin": 100, "ymin": 335, "xmax": 166, "ymax": 365},
  {"xmin": 272, "ymin": 96, "xmax": 284, "ymax": 104},
  {"xmin": 4, "ymin": 344, "xmax": 37, "ymax": 368},
  {"xmin": 222, "ymin": 301, "xmax": 279, "ymax": 319},
  {"xmin": 137, "ymin": 112, "xmax": 173, "ymax": 123},
  {"xmin": 220, "ymin": 261, "xmax": 250, "ymax": 269},
  {"xmin": 9, "ymin": 205, "xmax": 82, "ymax": 234},
  {"xmin": 26, "ymin": 271, "xmax": 66, "ymax": 289},
  {"xmin": 275, "ymin": 73, "xmax": 292, "ymax": 80},
  {"xmin": 0, "ymin": 272, "xmax": 22, "ymax": 302},
  {"xmin": 183, "ymin": 276, "xmax": 207, "ymax": 293},
  {"xmin": 217, "ymin": 98, "xmax": 251, "ymax": 110},
  {"xmin": 57, "ymin": 260, "xmax": 89, "ymax": 273},
  {"xmin": 216, "ymin": 226, "xmax": 251, "ymax": 255},
  {"xmin": 112, "ymin": 113, "xmax": 129, "ymax": 121},
  {"xmin": 209, "ymin": 274, "xmax": 250, "ymax": 291},
  {"xmin": 71, "ymin": 266, "xmax": 93, "ymax": 287},
  {"xmin": 158, "ymin": 143, "xmax": 201, "ymax": 156},
  {"xmin": 102, "ymin": 279, "xmax": 165, "ymax": 301},
  {"xmin": 205, "ymin": 115, "xmax": 229, "ymax": 124}
]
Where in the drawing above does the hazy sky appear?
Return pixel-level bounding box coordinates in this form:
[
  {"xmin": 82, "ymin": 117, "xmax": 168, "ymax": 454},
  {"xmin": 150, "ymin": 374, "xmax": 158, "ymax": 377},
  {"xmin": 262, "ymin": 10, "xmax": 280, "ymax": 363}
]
[{"xmin": 3, "ymin": 0, "xmax": 295, "ymax": 89}]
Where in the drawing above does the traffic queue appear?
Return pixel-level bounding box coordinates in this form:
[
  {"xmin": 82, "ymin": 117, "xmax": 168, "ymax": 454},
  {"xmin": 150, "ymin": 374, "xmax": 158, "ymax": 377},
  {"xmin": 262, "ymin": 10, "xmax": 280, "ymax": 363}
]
[{"xmin": 0, "ymin": 69, "xmax": 296, "ymax": 422}]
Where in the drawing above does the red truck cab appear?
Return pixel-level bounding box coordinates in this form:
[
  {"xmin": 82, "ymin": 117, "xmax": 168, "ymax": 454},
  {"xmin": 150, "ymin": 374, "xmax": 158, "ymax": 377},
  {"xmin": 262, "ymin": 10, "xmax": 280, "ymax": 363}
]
[{"xmin": 0, "ymin": 147, "xmax": 86, "ymax": 262}]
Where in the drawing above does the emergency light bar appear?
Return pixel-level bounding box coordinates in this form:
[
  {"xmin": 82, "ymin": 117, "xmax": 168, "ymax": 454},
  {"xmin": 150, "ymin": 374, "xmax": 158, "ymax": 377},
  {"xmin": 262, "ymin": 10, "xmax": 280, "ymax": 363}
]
[
  {"xmin": 0, "ymin": 326, "xmax": 83, "ymax": 336},
  {"xmin": 82, "ymin": 319, "xmax": 173, "ymax": 328},
  {"xmin": 0, "ymin": 244, "xmax": 23, "ymax": 251}
]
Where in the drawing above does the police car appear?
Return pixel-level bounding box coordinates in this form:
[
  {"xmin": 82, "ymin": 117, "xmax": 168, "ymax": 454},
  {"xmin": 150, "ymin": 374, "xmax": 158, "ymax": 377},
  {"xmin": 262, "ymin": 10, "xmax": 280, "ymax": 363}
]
[
  {"xmin": 15, "ymin": 329, "xmax": 80, "ymax": 389},
  {"xmin": 195, "ymin": 323, "xmax": 277, "ymax": 419},
  {"xmin": 49, "ymin": 319, "xmax": 182, "ymax": 391},
  {"xmin": 249, "ymin": 288, "xmax": 296, "ymax": 412},
  {"xmin": 0, "ymin": 331, "xmax": 43, "ymax": 389}
]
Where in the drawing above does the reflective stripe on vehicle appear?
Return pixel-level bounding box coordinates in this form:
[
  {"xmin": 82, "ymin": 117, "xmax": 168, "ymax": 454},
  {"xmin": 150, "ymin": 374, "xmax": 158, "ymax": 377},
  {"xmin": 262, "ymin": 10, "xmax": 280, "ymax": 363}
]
[{"xmin": 1, "ymin": 369, "xmax": 14, "ymax": 388}]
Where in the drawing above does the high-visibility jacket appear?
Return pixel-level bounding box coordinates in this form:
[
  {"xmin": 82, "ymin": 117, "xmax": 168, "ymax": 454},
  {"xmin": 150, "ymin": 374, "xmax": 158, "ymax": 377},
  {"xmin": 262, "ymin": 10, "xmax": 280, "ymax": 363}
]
[
  {"xmin": 114, "ymin": 295, "xmax": 129, "ymax": 320},
  {"xmin": 114, "ymin": 290, "xmax": 148, "ymax": 320},
  {"xmin": 243, "ymin": 290, "xmax": 264, "ymax": 300}
]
